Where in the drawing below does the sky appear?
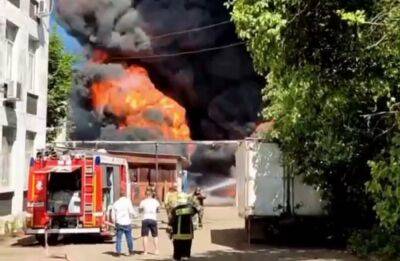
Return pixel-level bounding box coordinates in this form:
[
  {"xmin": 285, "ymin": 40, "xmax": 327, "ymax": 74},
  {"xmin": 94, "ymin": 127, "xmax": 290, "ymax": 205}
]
[{"xmin": 50, "ymin": 15, "xmax": 83, "ymax": 54}]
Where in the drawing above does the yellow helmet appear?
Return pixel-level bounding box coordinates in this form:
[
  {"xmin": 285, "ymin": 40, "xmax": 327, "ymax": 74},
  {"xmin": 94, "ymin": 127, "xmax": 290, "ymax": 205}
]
[{"xmin": 176, "ymin": 192, "xmax": 189, "ymax": 205}]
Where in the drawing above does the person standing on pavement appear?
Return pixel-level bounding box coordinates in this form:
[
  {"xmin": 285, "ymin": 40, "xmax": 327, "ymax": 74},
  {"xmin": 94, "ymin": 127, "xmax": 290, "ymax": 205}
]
[
  {"xmin": 112, "ymin": 191, "xmax": 137, "ymax": 256},
  {"xmin": 139, "ymin": 188, "xmax": 161, "ymax": 255},
  {"xmin": 168, "ymin": 192, "xmax": 200, "ymax": 260}
]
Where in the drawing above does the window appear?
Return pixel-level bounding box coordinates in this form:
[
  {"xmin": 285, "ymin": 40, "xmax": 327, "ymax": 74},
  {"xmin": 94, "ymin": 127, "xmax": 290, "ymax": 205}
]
[
  {"xmin": 5, "ymin": 21, "xmax": 18, "ymax": 81},
  {"xmin": 102, "ymin": 165, "xmax": 121, "ymax": 202},
  {"xmin": 103, "ymin": 166, "xmax": 114, "ymax": 188},
  {"xmin": 0, "ymin": 192, "xmax": 13, "ymax": 216},
  {"xmin": 29, "ymin": 0, "xmax": 39, "ymax": 20},
  {"xmin": 26, "ymin": 93, "xmax": 38, "ymax": 115},
  {"xmin": 8, "ymin": 0, "xmax": 20, "ymax": 8},
  {"xmin": 28, "ymin": 38, "xmax": 38, "ymax": 92},
  {"xmin": 25, "ymin": 132, "xmax": 36, "ymax": 190},
  {"xmin": 0, "ymin": 127, "xmax": 16, "ymax": 187},
  {"xmin": 23, "ymin": 191, "xmax": 28, "ymax": 211}
]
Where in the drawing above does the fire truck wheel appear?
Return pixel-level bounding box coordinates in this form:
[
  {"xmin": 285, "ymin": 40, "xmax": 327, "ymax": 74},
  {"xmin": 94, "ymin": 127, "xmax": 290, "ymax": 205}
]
[
  {"xmin": 35, "ymin": 235, "xmax": 45, "ymax": 246},
  {"xmin": 35, "ymin": 234, "xmax": 59, "ymax": 246}
]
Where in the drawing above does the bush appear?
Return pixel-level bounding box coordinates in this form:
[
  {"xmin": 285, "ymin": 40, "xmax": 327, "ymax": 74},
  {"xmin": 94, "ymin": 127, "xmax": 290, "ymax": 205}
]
[
  {"xmin": 350, "ymin": 133, "xmax": 400, "ymax": 260},
  {"xmin": 349, "ymin": 227, "xmax": 400, "ymax": 260},
  {"xmin": 367, "ymin": 133, "xmax": 400, "ymax": 232}
]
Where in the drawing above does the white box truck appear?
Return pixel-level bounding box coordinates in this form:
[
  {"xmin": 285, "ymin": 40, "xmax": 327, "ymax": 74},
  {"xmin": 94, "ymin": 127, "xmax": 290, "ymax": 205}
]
[{"xmin": 235, "ymin": 140, "xmax": 325, "ymax": 243}]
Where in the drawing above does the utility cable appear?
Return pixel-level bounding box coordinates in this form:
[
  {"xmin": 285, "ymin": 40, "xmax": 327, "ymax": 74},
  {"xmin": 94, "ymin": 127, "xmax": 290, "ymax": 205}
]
[
  {"xmin": 150, "ymin": 20, "xmax": 232, "ymax": 40},
  {"xmin": 109, "ymin": 41, "xmax": 245, "ymax": 60}
]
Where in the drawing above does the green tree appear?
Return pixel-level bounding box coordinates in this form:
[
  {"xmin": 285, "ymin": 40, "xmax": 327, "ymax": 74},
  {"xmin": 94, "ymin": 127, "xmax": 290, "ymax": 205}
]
[
  {"xmin": 47, "ymin": 28, "xmax": 76, "ymax": 142},
  {"xmin": 229, "ymin": 0, "xmax": 400, "ymax": 256}
]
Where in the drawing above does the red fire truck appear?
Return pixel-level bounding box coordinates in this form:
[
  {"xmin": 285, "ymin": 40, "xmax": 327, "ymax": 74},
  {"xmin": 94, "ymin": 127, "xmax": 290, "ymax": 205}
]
[{"xmin": 25, "ymin": 150, "xmax": 130, "ymax": 244}]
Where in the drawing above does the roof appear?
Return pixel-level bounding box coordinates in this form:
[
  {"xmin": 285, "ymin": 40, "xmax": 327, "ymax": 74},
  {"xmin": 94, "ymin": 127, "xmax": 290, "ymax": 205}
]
[{"xmin": 107, "ymin": 150, "xmax": 191, "ymax": 168}]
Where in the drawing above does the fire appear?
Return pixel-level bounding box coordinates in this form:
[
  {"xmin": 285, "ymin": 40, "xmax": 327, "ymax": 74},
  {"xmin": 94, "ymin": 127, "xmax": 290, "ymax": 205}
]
[{"xmin": 91, "ymin": 64, "xmax": 191, "ymax": 140}]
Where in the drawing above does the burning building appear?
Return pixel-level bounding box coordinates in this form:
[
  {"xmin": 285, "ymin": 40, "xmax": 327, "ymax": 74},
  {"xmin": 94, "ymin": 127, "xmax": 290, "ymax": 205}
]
[
  {"xmin": 55, "ymin": 0, "xmax": 264, "ymax": 205},
  {"xmin": 56, "ymin": 0, "xmax": 262, "ymax": 141}
]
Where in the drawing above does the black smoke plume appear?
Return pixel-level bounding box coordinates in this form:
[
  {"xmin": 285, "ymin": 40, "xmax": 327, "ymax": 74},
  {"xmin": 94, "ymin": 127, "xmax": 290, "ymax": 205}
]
[{"xmin": 57, "ymin": 0, "xmax": 262, "ymax": 141}]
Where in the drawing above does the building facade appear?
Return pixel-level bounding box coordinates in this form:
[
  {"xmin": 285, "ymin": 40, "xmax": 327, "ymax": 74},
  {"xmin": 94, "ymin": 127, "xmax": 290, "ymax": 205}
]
[{"xmin": 0, "ymin": 0, "xmax": 50, "ymax": 215}]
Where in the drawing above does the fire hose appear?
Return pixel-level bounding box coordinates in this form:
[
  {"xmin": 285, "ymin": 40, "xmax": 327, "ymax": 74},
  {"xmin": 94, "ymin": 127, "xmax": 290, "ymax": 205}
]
[{"xmin": 43, "ymin": 224, "xmax": 70, "ymax": 261}]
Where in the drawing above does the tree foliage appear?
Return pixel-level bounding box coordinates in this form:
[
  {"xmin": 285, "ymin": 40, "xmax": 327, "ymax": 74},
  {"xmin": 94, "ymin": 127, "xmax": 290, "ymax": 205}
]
[
  {"xmin": 229, "ymin": 0, "xmax": 400, "ymax": 254},
  {"xmin": 47, "ymin": 28, "xmax": 76, "ymax": 142},
  {"xmin": 368, "ymin": 132, "xmax": 400, "ymax": 231}
]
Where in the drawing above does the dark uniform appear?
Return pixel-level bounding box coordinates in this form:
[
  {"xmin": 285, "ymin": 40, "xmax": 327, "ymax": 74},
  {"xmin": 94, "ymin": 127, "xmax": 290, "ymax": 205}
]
[{"xmin": 168, "ymin": 193, "xmax": 199, "ymax": 260}]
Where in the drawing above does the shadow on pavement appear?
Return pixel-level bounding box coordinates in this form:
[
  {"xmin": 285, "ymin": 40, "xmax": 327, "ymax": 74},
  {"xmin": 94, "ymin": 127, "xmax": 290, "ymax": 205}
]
[
  {"xmin": 47, "ymin": 254, "xmax": 70, "ymax": 260},
  {"xmin": 61, "ymin": 234, "xmax": 114, "ymax": 245},
  {"xmin": 155, "ymin": 249, "xmax": 356, "ymax": 261},
  {"xmin": 102, "ymin": 251, "xmax": 123, "ymax": 257},
  {"xmin": 11, "ymin": 235, "xmax": 40, "ymax": 247},
  {"xmin": 11, "ymin": 234, "xmax": 114, "ymax": 247},
  {"xmin": 210, "ymin": 228, "xmax": 248, "ymax": 250},
  {"xmin": 103, "ymin": 250, "xmax": 144, "ymax": 257}
]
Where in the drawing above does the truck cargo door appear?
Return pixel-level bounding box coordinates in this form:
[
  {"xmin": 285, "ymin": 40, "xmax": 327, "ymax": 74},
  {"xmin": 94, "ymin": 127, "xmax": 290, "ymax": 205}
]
[{"xmin": 29, "ymin": 171, "xmax": 48, "ymax": 227}]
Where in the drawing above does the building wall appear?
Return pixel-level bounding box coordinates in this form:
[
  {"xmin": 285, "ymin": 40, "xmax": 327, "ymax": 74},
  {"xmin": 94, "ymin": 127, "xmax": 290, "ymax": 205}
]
[{"xmin": 0, "ymin": 0, "xmax": 49, "ymax": 215}]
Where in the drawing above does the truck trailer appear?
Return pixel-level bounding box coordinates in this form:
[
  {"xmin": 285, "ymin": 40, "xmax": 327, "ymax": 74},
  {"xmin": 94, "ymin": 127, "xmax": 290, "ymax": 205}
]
[
  {"xmin": 25, "ymin": 150, "xmax": 130, "ymax": 244},
  {"xmin": 235, "ymin": 140, "xmax": 326, "ymax": 243}
]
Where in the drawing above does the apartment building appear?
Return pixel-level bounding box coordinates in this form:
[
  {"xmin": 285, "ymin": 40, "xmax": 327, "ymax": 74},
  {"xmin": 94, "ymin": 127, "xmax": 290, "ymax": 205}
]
[{"xmin": 0, "ymin": 0, "xmax": 50, "ymax": 215}]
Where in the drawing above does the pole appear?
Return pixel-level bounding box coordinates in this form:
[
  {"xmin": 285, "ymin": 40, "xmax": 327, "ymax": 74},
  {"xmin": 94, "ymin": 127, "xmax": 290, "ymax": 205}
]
[{"xmin": 155, "ymin": 142, "xmax": 159, "ymax": 194}]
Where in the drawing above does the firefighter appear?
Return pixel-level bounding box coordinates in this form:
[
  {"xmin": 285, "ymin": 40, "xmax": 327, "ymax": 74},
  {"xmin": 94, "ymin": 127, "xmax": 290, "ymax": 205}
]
[
  {"xmin": 168, "ymin": 192, "xmax": 200, "ymax": 260},
  {"xmin": 192, "ymin": 187, "xmax": 206, "ymax": 228},
  {"xmin": 164, "ymin": 183, "xmax": 179, "ymax": 218}
]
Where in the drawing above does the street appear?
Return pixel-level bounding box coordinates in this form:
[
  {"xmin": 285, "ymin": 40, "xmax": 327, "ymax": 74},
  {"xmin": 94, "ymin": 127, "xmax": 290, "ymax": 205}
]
[{"xmin": 0, "ymin": 207, "xmax": 358, "ymax": 261}]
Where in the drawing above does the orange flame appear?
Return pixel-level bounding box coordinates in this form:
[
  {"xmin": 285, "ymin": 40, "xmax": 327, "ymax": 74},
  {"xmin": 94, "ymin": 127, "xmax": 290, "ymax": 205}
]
[{"xmin": 91, "ymin": 65, "xmax": 191, "ymax": 140}]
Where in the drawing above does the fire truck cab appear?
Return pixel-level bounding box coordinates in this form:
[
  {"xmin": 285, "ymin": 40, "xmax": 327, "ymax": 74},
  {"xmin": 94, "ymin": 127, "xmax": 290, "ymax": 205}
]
[{"xmin": 25, "ymin": 150, "xmax": 130, "ymax": 243}]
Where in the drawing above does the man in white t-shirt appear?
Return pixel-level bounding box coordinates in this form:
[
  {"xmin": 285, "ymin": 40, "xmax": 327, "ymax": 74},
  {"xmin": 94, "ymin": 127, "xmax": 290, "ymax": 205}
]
[
  {"xmin": 139, "ymin": 188, "xmax": 160, "ymax": 255},
  {"xmin": 112, "ymin": 191, "xmax": 137, "ymax": 256}
]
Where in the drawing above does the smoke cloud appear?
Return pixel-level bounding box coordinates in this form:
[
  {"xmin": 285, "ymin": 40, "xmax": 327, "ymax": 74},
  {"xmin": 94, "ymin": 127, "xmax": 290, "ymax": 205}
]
[{"xmin": 57, "ymin": 0, "xmax": 263, "ymax": 141}]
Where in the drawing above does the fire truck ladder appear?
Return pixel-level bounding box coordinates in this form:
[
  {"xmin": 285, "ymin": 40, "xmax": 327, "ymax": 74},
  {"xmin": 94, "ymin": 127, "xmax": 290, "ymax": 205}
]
[{"xmin": 83, "ymin": 157, "xmax": 95, "ymax": 226}]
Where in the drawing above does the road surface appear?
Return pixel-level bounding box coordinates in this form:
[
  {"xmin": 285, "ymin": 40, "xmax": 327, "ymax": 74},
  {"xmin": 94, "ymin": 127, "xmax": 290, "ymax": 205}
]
[{"xmin": 0, "ymin": 207, "xmax": 358, "ymax": 261}]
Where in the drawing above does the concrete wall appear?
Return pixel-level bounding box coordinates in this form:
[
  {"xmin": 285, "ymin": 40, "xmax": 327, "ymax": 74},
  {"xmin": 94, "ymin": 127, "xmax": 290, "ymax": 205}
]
[{"xmin": 0, "ymin": 0, "xmax": 49, "ymax": 215}]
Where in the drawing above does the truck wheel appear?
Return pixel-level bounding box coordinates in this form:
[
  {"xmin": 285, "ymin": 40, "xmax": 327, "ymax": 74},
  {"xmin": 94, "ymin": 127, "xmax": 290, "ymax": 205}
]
[
  {"xmin": 35, "ymin": 235, "xmax": 45, "ymax": 246},
  {"xmin": 47, "ymin": 234, "xmax": 59, "ymax": 245},
  {"xmin": 35, "ymin": 234, "xmax": 59, "ymax": 246}
]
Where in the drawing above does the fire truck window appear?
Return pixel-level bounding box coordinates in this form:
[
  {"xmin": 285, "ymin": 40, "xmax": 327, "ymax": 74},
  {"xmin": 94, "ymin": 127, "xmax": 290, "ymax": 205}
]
[
  {"xmin": 106, "ymin": 167, "xmax": 113, "ymax": 187},
  {"xmin": 113, "ymin": 166, "xmax": 121, "ymax": 201}
]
